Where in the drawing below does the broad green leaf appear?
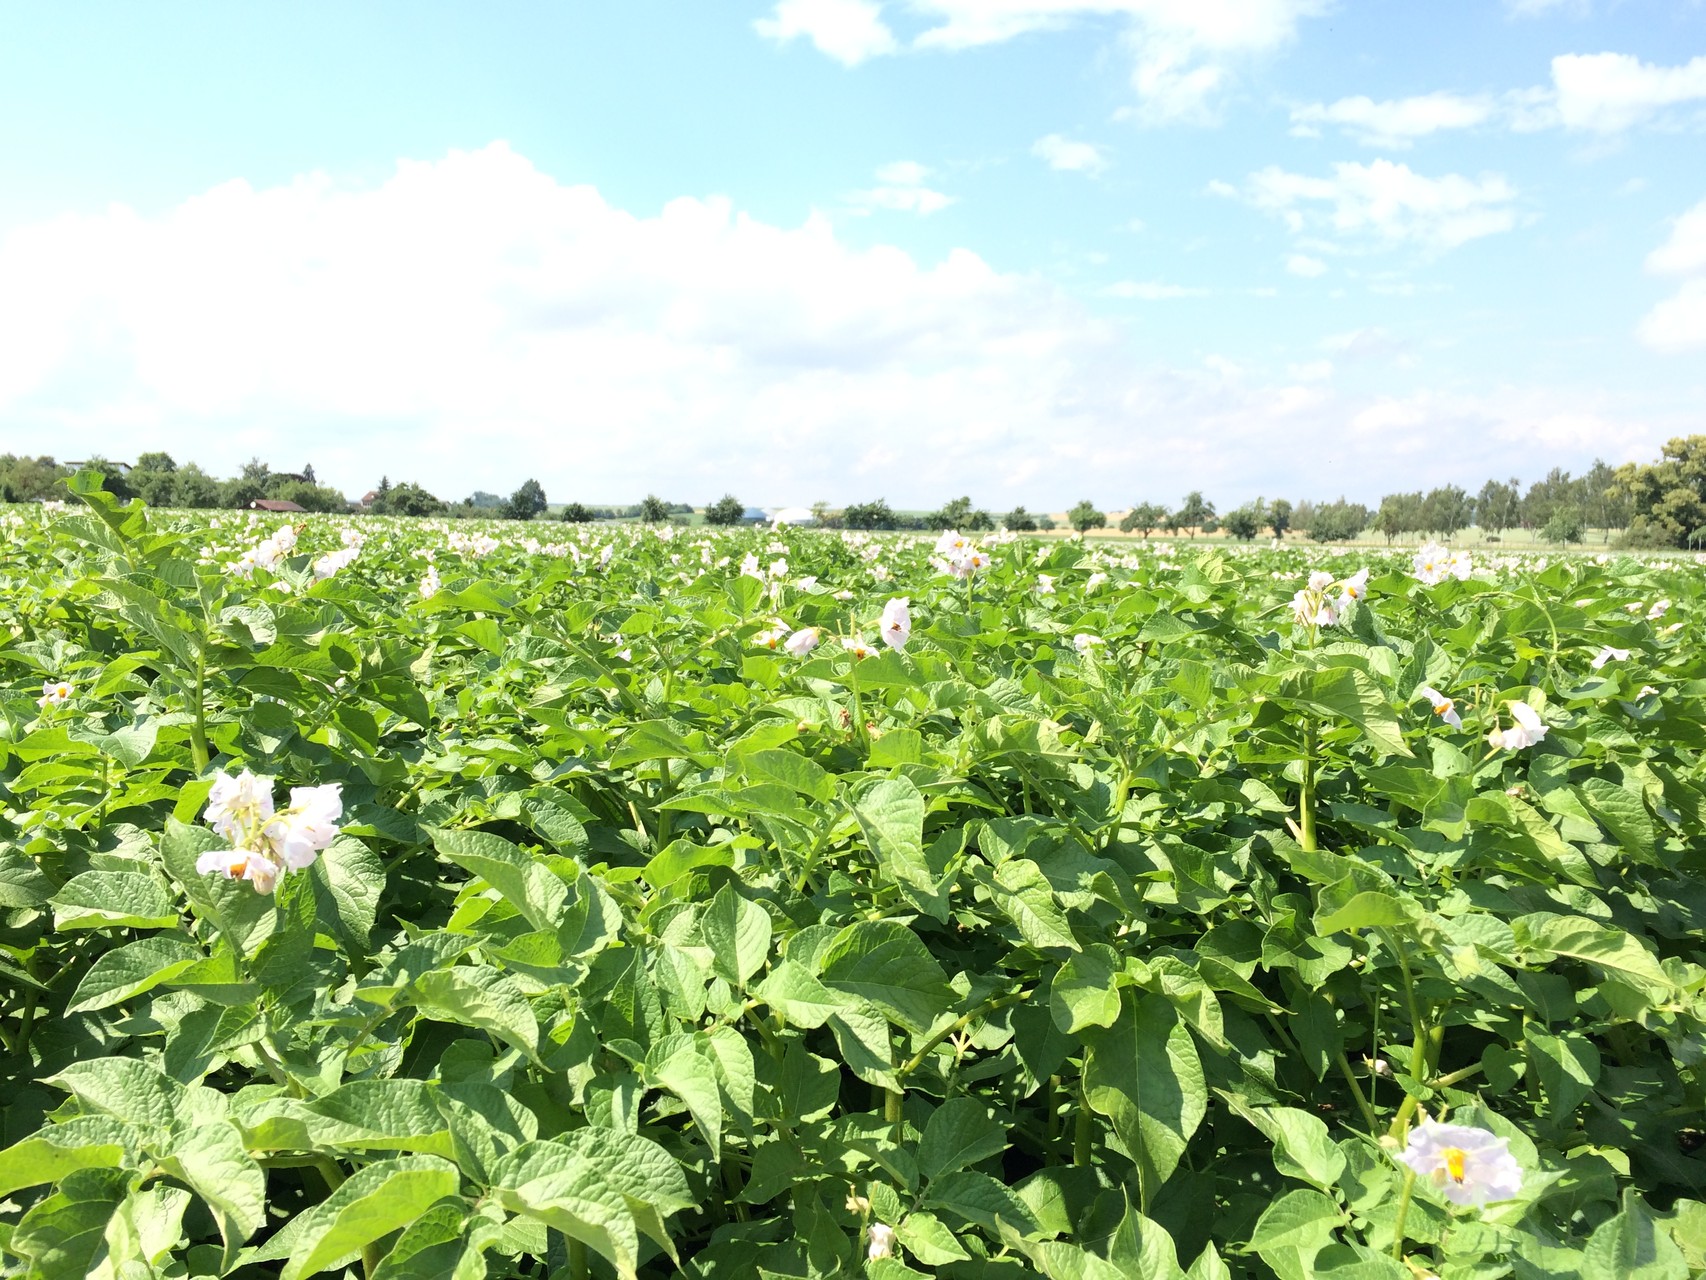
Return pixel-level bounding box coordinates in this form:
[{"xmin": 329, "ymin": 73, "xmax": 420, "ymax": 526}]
[
  {"xmin": 1221, "ymin": 1101, "xmax": 1346, "ymax": 1191},
  {"xmin": 1248, "ymin": 1188, "xmax": 1345, "ymax": 1255},
  {"xmin": 1515, "ymin": 913, "xmax": 1674, "ymax": 994},
  {"xmin": 1581, "ymin": 1190, "xmax": 1689, "ymax": 1280},
  {"xmin": 849, "ymin": 776, "xmax": 936, "ymax": 890},
  {"xmin": 0, "ymin": 1117, "xmax": 134, "ymax": 1198},
  {"xmin": 739, "ymin": 749, "xmax": 834, "ymax": 802},
  {"xmin": 1085, "ymin": 993, "xmax": 1206, "ymax": 1205},
  {"xmin": 1526, "ymin": 1029, "xmax": 1601, "ymax": 1119},
  {"xmin": 1278, "ymin": 666, "xmax": 1411, "ymax": 758},
  {"xmin": 819, "ymin": 920, "xmax": 954, "ymax": 1034},
  {"xmin": 755, "ymin": 960, "xmax": 849, "ymax": 1029},
  {"xmin": 8, "ymin": 1166, "xmax": 129, "ymax": 1279},
  {"xmin": 313, "ymin": 834, "xmax": 385, "ymax": 949},
  {"xmin": 1050, "ymin": 945, "xmax": 1122, "ymax": 1034},
  {"xmin": 154, "ymin": 1120, "xmax": 266, "ymax": 1264},
  {"xmin": 1578, "ymin": 778, "xmax": 1657, "ymax": 858},
  {"xmin": 51, "ymin": 870, "xmax": 178, "ymax": 930},
  {"xmin": 488, "ymin": 1140, "xmax": 645, "ymax": 1279},
  {"xmin": 66, "ymin": 936, "xmax": 204, "ymax": 1014},
  {"xmin": 412, "ymin": 966, "xmax": 541, "ymax": 1060},
  {"xmin": 48, "ymin": 1058, "xmax": 185, "ymax": 1139},
  {"xmin": 896, "ymin": 1211, "xmax": 970, "ymax": 1264},
  {"xmin": 918, "ymin": 1097, "xmax": 1007, "ymax": 1182},
  {"xmin": 159, "ymin": 817, "xmax": 278, "ymax": 955},
  {"xmin": 701, "ymin": 882, "xmax": 772, "ymax": 988},
  {"xmin": 1315, "ymin": 889, "xmax": 1419, "ymax": 935},
  {"xmin": 279, "ymin": 1155, "xmax": 461, "ymax": 1280},
  {"xmin": 989, "ymin": 858, "xmax": 1079, "ymax": 951},
  {"xmin": 651, "ymin": 1040, "xmax": 725, "ymax": 1161},
  {"xmin": 433, "ymin": 827, "xmax": 566, "ymax": 932}
]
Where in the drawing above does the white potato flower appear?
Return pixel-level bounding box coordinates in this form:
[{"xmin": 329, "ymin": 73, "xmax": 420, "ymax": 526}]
[
  {"xmin": 36, "ymin": 679, "xmax": 73, "ymax": 709},
  {"xmin": 1399, "ymin": 1118, "xmax": 1522, "ymax": 1206},
  {"xmin": 866, "ymin": 1222, "xmax": 896, "ymax": 1260},
  {"xmin": 1418, "ymin": 685, "xmax": 1462, "ymax": 730},
  {"xmin": 784, "ymin": 628, "xmax": 821, "ymax": 657},
  {"xmin": 1488, "ymin": 701, "xmax": 1548, "ymax": 752},
  {"xmin": 880, "ymin": 598, "xmax": 911, "ymax": 650},
  {"xmin": 1589, "ymin": 646, "xmax": 1629, "ymax": 670}
]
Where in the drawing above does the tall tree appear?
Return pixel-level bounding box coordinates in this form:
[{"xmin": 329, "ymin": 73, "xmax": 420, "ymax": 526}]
[
  {"xmin": 704, "ymin": 494, "xmax": 745, "ymax": 526},
  {"xmin": 505, "ymin": 479, "xmax": 548, "ymax": 521}
]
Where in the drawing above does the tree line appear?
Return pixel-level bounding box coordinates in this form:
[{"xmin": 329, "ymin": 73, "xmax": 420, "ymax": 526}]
[{"xmin": 9, "ymin": 437, "xmax": 1706, "ymax": 547}]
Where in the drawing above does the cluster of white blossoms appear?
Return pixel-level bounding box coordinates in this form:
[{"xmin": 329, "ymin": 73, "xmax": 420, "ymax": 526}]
[
  {"xmin": 446, "ymin": 529, "xmax": 500, "ymax": 558},
  {"xmin": 312, "ymin": 529, "xmax": 364, "ymax": 581},
  {"xmin": 1413, "ymin": 542, "xmax": 1472, "ymax": 586},
  {"xmin": 930, "ymin": 530, "xmax": 990, "ymax": 579},
  {"xmin": 1399, "ymin": 1117, "xmax": 1523, "ymax": 1206},
  {"xmin": 1290, "ymin": 568, "xmax": 1369, "ymax": 629},
  {"xmin": 229, "ymin": 524, "xmax": 299, "ymax": 578},
  {"xmin": 36, "ymin": 679, "xmax": 73, "ymax": 709},
  {"xmin": 879, "ymin": 597, "xmax": 911, "ymax": 649},
  {"xmin": 420, "ymin": 564, "xmax": 442, "ymax": 599},
  {"xmin": 1073, "ymin": 633, "xmax": 1104, "ymax": 657},
  {"xmin": 196, "ymin": 769, "xmax": 343, "ymax": 895},
  {"xmin": 1487, "ymin": 701, "xmax": 1548, "ymax": 752},
  {"xmin": 752, "ymin": 620, "xmax": 822, "ymax": 657},
  {"xmin": 1589, "ymin": 645, "xmax": 1629, "ymax": 670}
]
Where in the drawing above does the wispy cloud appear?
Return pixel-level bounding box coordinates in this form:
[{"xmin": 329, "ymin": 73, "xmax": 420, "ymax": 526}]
[
  {"xmin": 1639, "ymin": 198, "xmax": 1706, "ymax": 352},
  {"xmin": 848, "ymin": 161, "xmax": 956, "ymax": 214},
  {"xmin": 754, "ymin": 0, "xmax": 896, "ymax": 66},
  {"xmin": 1032, "ymin": 134, "xmax": 1110, "ymax": 175}
]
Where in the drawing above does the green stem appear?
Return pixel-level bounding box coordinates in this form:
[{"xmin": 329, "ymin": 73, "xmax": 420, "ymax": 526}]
[
  {"xmin": 1390, "ymin": 1167, "xmax": 1418, "ymax": 1261},
  {"xmin": 896, "ymin": 991, "xmax": 1023, "ymax": 1079},
  {"xmin": 191, "ymin": 649, "xmax": 210, "ymax": 773},
  {"xmin": 1074, "ymin": 1075, "xmax": 1093, "ymax": 1168},
  {"xmin": 1334, "ymin": 1050, "xmax": 1381, "ymax": 1134},
  {"xmin": 1300, "ymin": 718, "xmax": 1319, "ymax": 851},
  {"xmin": 569, "ymin": 1237, "xmax": 589, "ymax": 1280}
]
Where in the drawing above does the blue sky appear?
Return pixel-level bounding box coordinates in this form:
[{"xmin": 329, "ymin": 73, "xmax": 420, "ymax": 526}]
[{"xmin": 1, "ymin": 1, "xmax": 1703, "ymax": 509}]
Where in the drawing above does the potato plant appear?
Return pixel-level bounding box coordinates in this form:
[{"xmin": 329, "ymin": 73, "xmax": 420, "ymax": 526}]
[{"xmin": 1, "ymin": 473, "xmax": 1704, "ymax": 1278}]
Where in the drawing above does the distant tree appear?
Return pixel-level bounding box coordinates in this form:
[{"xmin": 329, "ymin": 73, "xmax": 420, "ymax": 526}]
[
  {"xmin": 1120, "ymin": 501, "xmax": 1167, "ymax": 537},
  {"xmin": 844, "ymin": 499, "xmax": 897, "ymax": 530},
  {"xmin": 1003, "ymin": 506, "xmax": 1038, "ymax": 532},
  {"xmin": 0, "ymin": 455, "xmax": 70, "ymax": 503},
  {"xmin": 1522, "ymin": 467, "xmax": 1576, "ymax": 530},
  {"xmin": 1310, "ymin": 498, "xmax": 1370, "ymax": 543},
  {"xmin": 375, "ymin": 476, "xmax": 392, "ymax": 502},
  {"xmin": 1269, "ymin": 498, "xmax": 1292, "ymax": 539},
  {"xmin": 1374, "ymin": 492, "xmax": 1423, "ymax": 543},
  {"xmin": 1476, "ymin": 479, "xmax": 1518, "ymax": 535},
  {"xmin": 270, "ymin": 479, "xmax": 348, "ymax": 513},
  {"xmin": 222, "ymin": 477, "xmax": 267, "ymax": 509},
  {"xmin": 1222, "ymin": 504, "xmax": 1264, "ymax": 540},
  {"xmin": 638, "ymin": 494, "xmax": 672, "ymax": 523},
  {"xmin": 173, "ymin": 465, "xmax": 222, "ymax": 509},
  {"xmin": 1541, "ymin": 508, "xmax": 1585, "ymax": 545},
  {"xmin": 375, "ymin": 481, "xmax": 446, "ymax": 517},
  {"xmin": 704, "ymin": 494, "xmax": 746, "ymax": 526},
  {"xmin": 928, "ymin": 495, "xmax": 994, "ymax": 531},
  {"xmin": 1068, "ymin": 500, "xmax": 1106, "ymax": 533},
  {"xmin": 133, "ymin": 451, "xmax": 177, "ymax": 474},
  {"xmin": 241, "ymin": 457, "xmax": 271, "ymax": 485},
  {"xmin": 1036, "ymin": 515, "xmax": 1056, "ymax": 531},
  {"xmin": 302, "ymin": 463, "xmax": 317, "ymax": 484},
  {"xmin": 466, "ymin": 490, "xmax": 503, "ymax": 510},
  {"xmin": 1175, "ymin": 491, "xmax": 1214, "ymax": 537},
  {"xmin": 1420, "ymin": 484, "xmax": 1473, "ymax": 536},
  {"xmin": 504, "ymin": 479, "xmax": 548, "ymax": 521},
  {"xmin": 133, "ymin": 468, "xmax": 178, "ymax": 508},
  {"xmin": 559, "ymin": 502, "xmax": 596, "ymax": 523}
]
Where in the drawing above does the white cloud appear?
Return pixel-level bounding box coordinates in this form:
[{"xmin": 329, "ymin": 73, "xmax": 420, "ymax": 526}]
[
  {"xmin": 754, "ymin": 0, "xmax": 898, "ymax": 66},
  {"xmin": 0, "ymin": 143, "xmax": 1677, "ymax": 505},
  {"xmin": 1640, "ymin": 198, "xmax": 1706, "ymax": 352},
  {"xmin": 1288, "ymin": 92, "xmax": 1496, "ymax": 148},
  {"xmin": 850, "ymin": 161, "xmax": 955, "ymax": 214},
  {"xmin": 1548, "ymin": 52, "xmax": 1706, "ymax": 133},
  {"xmin": 1647, "ymin": 198, "xmax": 1706, "ymax": 277},
  {"xmin": 759, "ymin": 0, "xmax": 1327, "ymax": 122},
  {"xmin": 1236, "ymin": 160, "xmax": 1521, "ymax": 251},
  {"xmin": 1288, "ymin": 359, "xmax": 1333, "ymax": 381},
  {"xmin": 1505, "ymin": 0, "xmax": 1589, "ymax": 16},
  {"xmin": 1032, "ymin": 134, "xmax": 1110, "ymax": 174},
  {"xmin": 1285, "ymin": 253, "xmax": 1327, "ymax": 277},
  {"xmin": 1102, "ymin": 281, "xmax": 1209, "ymax": 299}
]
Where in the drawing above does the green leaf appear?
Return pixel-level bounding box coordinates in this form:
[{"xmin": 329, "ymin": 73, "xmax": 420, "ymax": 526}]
[
  {"xmin": 819, "ymin": 920, "xmax": 955, "ymax": 1034},
  {"xmin": 650, "ymin": 1040, "xmax": 725, "ymax": 1162},
  {"xmin": 0, "ymin": 1117, "xmax": 134, "ymax": 1198},
  {"xmin": 701, "ymin": 883, "xmax": 772, "ymax": 988},
  {"xmin": 8, "ymin": 1166, "xmax": 130, "ymax": 1279},
  {"xmin": 918, "ymin": 1097, "xmax": 1007, "ymax": 1182},
  {"xmin": 1050, "ymin": 945, "xmax": 1122, "ymax": 1034},
  {"xmin": 433, "ymin": 826, "xmax": 566, "ymax": 932},
  {"xmin": 1085, "ymin": 993, "xmax": 1206, "ymax": 1204},
  {"xmin": 487, "ymin": 1141, "xmax": 644, "ymax": 1279},
  {"xmin": 279, "ymin": 1156, "xmax": 461, "ymax": 1280},
  {"xmin": 154, "ymin": 1120, "xmax": 266, "ymax": 1264},
  {"xmin": 1515, "ymin": 912, "xmax": 1674, "ymax": 994},
  {"xmin": 66, "ymin": 935, "xmax": 204, "ymax": 1014},
  {"xmin": 1248, "ymin": 1188, "xmax": 1345, "ymax": 1255},
  {"xmin": 313, "ymin": 835, "xmax": 385, "ymax": 950},
  {"xmin": 755, "ymin": 960, "xmax": 849, "ymax": 1029},
  {"xmin": 1526, "ymin": 1029, "xmax": 1602, "ymax": 1119},
  {"xmin": 159, "ymin": 816, "xmax": 278, "ymax": 955},
  {"xmin": 47, "ymin": 1058, "xmax": 184, "ymax": 1139},
  {"xmin": 1279, "ymin": 666, "xmax": 1411, "ymax": 758},
  {"xmin": 1579, "ymin": 778, "xmax": 1658, "ymax": 858},
  {"xmin": 989, "ymin": 858, "xmax": 1079, "ymax": 950},
  {"xmin": 1314, "ymin": 889, "xmax": 1419, "ymax": 935},
  {"xmin": 51, "ymin": 870, "xmax": 180, "ymax": 931},
  {"xmin": 1581, "ymin": 1190, "xmax": 1689, "ymax": 1280},
  {"xmin": 739, "ymin": 749, "xmax": 834, "ymax": 802},
  {"xmin": 412, "ymin": 965, "xmax": 541, "ymax": 1060},
  {"xmin": 1221, "ymin": 1101, "xmax": 1346, "ymax": 1191},
  {"xmin": 923, "ymin": 1169, "xmax": 1041, "ymax": 1237},
  {"xmin": 897, "ymin": 1211, "xmax": 971, "ymax": 1264},
  {"xmin": 849, "ymin": 776, "xmax": 936, "ymax": 890},
  {"xmin": 369, "ymin": 1202, "xmax": 489, "ymax": 1280}
]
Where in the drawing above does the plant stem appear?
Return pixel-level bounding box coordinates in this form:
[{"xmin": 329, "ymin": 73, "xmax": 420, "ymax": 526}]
[
  {"xmin": 191, "ymin": 649, "xmax": 209, "ymax": 773},
  {"xmin": 896, "ymin": 991, "xmax": 1023, "ymax": 1079},
  {"xmin": 1333, "ymin": 1050, "xmax": 1381, "ymax": 1134},
  {"xmin": 1300, "ymin": 719, "xmax": 1318, "ymax": 851},
  {"xmin": 1074, "ymin": 1075, "xmax": 1093, "ymax": 1168},
  {"xmin": 1390, "ymin": 1167, "xmax": 1418, "ymax": 1261}
]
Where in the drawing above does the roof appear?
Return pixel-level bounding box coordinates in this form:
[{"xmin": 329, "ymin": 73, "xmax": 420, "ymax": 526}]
[{"xmin": 250, "ymin": 499, "xmax": 305, "ymax": 512}]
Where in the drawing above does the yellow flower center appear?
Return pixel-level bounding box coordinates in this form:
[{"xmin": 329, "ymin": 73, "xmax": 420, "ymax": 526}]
[
  {"xmin": 1441, "ymin": 1147, "xmax": 1469, "ymax": 1183},
  {"xmin": 1433, "ymin": 700, "xmax": 1452, "ymax": 715}
]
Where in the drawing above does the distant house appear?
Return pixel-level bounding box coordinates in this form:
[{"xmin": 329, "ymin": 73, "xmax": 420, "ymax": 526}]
[
  {"xmin": 251, "ymin": 499, "xmax": 306, "ymax": 513},
  {"xmin": 359, "ymin": 490, "xmax": 380, "ymax": 508}
]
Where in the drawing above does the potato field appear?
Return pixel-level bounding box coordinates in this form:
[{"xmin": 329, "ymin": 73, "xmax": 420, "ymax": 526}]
[{"xmin": 3, "ymin": 472, "xmax": 1706, "ymax": 1279}]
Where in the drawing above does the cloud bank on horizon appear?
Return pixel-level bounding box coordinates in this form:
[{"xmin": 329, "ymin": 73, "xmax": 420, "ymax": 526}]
[{"xmin": 0, "ymin": 1, "xmax": 1700, "ymax": 507}]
